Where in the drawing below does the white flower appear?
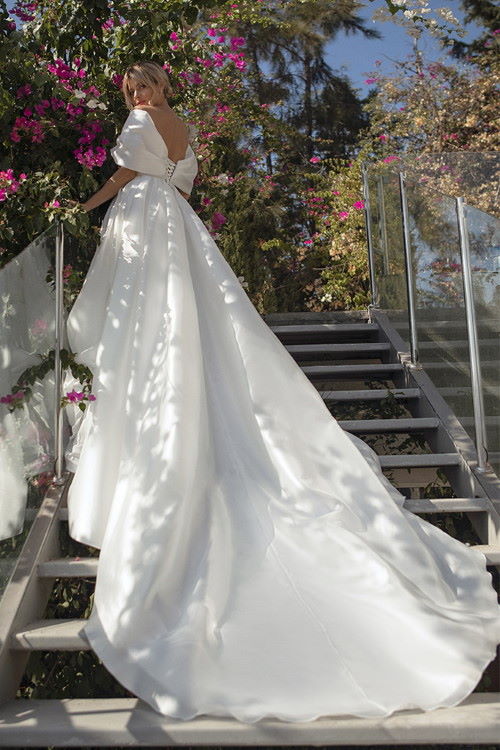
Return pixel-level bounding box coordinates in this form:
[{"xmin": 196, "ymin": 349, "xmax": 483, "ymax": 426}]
[
  {"xmin": 86, "ymin": 98, "xmax": 99, "ymax": 109},
  {"xmin": 237, "ymin": 275, "xmax": 249, "ymax": 289},
  {"xmin": 435, "ymin": 6, "xmax": 459, "ymax": 24},
  {"xmin": 73, "ymin": 90, "xmax": 86, "ymax": 99},
  {"xmin": 215, "ymin": 173, "xmax": 230, "ymax": 184},
  {"xmin": 97, "ymin": 102, "xmax": 107, "ymax": 110}
]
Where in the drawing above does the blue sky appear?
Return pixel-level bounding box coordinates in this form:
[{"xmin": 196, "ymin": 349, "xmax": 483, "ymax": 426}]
[{"xmin": 328, "ymin": 0, "xmax": 482, "ymax": 98}]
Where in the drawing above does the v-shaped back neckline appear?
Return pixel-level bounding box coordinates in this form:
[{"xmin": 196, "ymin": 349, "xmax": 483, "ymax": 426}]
[{"xmin": 137, "ymin": 108, "xmax": 189, "ymax": 165}]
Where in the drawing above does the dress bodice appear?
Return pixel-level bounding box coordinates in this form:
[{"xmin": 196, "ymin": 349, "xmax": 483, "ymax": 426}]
[{"xmin": 110, "ymin": 108, "xmax": 198, "ymax": 195}]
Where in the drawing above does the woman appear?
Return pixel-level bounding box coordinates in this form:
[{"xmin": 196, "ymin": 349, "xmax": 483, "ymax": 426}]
[{"xmin": 64, "ymin": 60, "xmax": 500, "ymax": 723}]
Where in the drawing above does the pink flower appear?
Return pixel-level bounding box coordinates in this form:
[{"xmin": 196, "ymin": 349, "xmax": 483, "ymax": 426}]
[
  {"xmin": 352, "ymin": 200, "xmax": 364, "ymax": 210},
  {"xmin": 16, "ymin": 84, "xmax": 32, "ymax": 98},
  {"xmin": 169, "ymin": 31, "xmax": 179, "ymax": 41},
  {"xmin": 309, "ymin": 156, "xmax": 321, "ymax": 163},
  {"xmin": 66, "ymin": 390, "xmax": 85, "ymax": 402},
  {"xmin": 382, "ymin": 155, "xmax": 400, "ymax": 163},
  {"xmin": 332, "ymin": 190, "xmax": 341, "ymax": 195},
  {"xmin": 337, "ymin": 211, "xmax": 349, "ymax": 220},
  {"xmin": 230, "ymin": 37, "xmax": 245, "ymax": 50},
  {"xmin": 378, "ymin": 134, "xmax": 388, "ymax": 141},
  {"xmin": 364, "ymin": 78, "xmax": 377, "ymax": 84},
  {"xmin": 211, "ymin": 211, "xmax": 227, "ymax": 231}
]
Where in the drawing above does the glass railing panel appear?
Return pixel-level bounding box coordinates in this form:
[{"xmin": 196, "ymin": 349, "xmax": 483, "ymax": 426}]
[
  {"xmin": 393, "ymin": 152, "xmax": 499, "ymax": 217},
  {"xmin": 464, "ymin": 202, "xmax": 500, "ymax": 474},
  {"xmin": 403, "ymin": 176, "xmax": 476, "ymax": 443},
  {"xmin": 0, "ymin": 224, "xmax": 58, "ymax": 601},
  {"xmin": 368, "ymin": 169, "xmax": 410, "ymax": 348}
]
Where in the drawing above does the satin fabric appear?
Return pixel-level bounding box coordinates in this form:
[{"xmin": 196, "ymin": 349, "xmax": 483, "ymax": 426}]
[{"xmin": 63, "ymin": 108, "xmax": 500, "ymax": 723}]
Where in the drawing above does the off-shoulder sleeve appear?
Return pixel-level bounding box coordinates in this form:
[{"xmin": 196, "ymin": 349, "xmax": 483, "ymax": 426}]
[{"xmin": 110, "ymin": 110, "xmax": 147, "ymax": 172}]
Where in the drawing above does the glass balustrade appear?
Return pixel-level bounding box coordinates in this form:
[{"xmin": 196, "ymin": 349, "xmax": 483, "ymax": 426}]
[
  {"xmin": 464, "ymin": 201, "xmax": 500, "ymax": 475},
  {"xmin": 363, "ymin": 153, "xmax": 500, "ymax": 476},
  {"xmin": 0, "ymin": 224, "xmax": 59, "ymax": 600}
]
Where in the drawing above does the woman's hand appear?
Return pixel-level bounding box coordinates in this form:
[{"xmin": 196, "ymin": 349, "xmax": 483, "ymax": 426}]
[{"xmin": 67, "ymin": 199, "xmax": 90, "ymax": 212}]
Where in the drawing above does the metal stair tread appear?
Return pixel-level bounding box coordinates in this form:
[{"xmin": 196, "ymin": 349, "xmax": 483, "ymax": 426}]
[
  {"xmin": 302, "ymin": 363, "xmax": 403, "ymax": 376},
  {"xmin": 1, "ymin": 695, "xmax": 500, "ymax": 745},
  {"xmin": 379, "ymin": 453, "xmax": 461, "ymax": 468},
  {"xmin": 12, "ymin": 618, "xmax": 90, "ymax": 650},
  {"xmin": 338, "ymin": 417, "xmax": 439, "ymax": 432},
  {"xmin": 38, "ymin": 557, "xmax": 99, "ymax": 577},
  {"xmin": 320, "ymin": 388, "xmax": 421, "ymax": 401},
  {"xmin": 285, "ymin": 342, "xmax": 390, "ymax": 355},
  {"xmin": 403, "ymin": 497, "xmax": 490, "ymax": 513},
  {"xmin": 269, "ymin": 322, "xmax": 378, "ymax": 335}
]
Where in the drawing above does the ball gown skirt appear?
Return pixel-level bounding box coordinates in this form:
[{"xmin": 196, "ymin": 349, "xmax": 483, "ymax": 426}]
[{"xmin": 62, "ymin": 107, "xmax": 500, "ymax": 723}]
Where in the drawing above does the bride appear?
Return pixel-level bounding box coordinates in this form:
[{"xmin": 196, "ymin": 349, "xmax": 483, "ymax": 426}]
[{"xmin": 63, "ymin": 60, "xmax": 500, "ymax": 723}]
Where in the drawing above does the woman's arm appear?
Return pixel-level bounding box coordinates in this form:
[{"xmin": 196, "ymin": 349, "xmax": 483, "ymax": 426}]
[{"xmin": 81, "ymin": 166, "xmax": 138, "ymax": 212}]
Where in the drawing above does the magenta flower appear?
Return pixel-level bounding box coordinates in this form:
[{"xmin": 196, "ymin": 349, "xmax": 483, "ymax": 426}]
[
  {"xmin": 382, "ymin": 155, "xmax": 400, "ymax": 163},
  {"xmin": 16, "ymin": 84, "xmax": 32, "ymax": 98},
  {"xmin": 364, "ymin": 78, "xmax": 377, "ymax": 84},
  {"xmin": 337, "ymin": 211, "xmax": 349, "ymax": 220},
  {"xmin": 211, "ymin": 211, "xmax": 227, "ymax": 231},
  {"xmin": 352, "ymin": 200, "xmax": 364, "ymax": 210},
  {"xmin": 309, "ymin": 156, "xmax": 321, "ymax": 163},
  {"xmin": 230, "ymin": 37, "xmax": 245, "ymax": 50}
]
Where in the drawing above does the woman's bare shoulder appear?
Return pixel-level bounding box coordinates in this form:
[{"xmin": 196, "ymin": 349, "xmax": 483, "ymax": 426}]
[{"xmin": 134, "ymin": 104, "xmax": 185, "ymax": 128}]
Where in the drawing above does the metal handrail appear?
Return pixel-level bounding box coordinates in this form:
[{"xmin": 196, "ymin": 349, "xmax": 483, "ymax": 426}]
[{"xmin": 53, "ymin": 220, "xmax": 65, "ymax": 483}]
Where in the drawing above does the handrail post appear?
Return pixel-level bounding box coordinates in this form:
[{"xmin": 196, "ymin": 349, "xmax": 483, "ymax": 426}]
[
  {"xmin": 361, "ymin": 162, "xmax": 379, "ymax": 320},
  {"xmin": 398, "ymin": 170, "xmax": 419, "ymax": 367},
  {"xmin": 376, "ymin": 175, "xmax": 390, "ymax": 275},
  {"xmin": 53, "ymin": 219, "xmax": 65, "ymax": 484},
  {"xmin": 456, "ymin": 196, "xmax": 489, "ymax": 472}
]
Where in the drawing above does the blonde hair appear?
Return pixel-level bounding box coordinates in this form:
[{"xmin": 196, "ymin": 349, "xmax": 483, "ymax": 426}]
[{"xmin": 122, "ymin": 61, "xmax": 174, "ymax": 110}]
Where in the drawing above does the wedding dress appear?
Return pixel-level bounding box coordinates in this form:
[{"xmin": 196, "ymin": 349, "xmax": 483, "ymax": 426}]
[{"xmin": 63, "ymin": 106, "xmax": 500, "ymax": 723}]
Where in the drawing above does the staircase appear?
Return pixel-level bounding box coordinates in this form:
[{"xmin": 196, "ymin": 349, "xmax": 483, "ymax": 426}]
[{"xmin": 1, "ymin": 310, "xmax": 500, "ymax": 746}]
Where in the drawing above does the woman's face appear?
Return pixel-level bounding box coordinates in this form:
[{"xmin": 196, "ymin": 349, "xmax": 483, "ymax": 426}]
[{"xmin": 127, "ymin": 76, "xmax": 161, "ymax": 106}]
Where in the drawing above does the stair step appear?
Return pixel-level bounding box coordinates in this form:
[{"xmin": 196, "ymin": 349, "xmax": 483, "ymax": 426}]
[
  {"xmin": 285, "ymin": 342, "xmax": 390, "ymax": 359},
  {"xmin": 38, "ymin": 557, "xmax": 99, "ymax": 577},
  {"xmin": 270, "ymin": 322, "xmax": 378, "ymax": 337},
  {"xmin": 379, "ymin": 453, "xmax": 461, "ymax": 469},
  {"xmin": 339, "ymin": 417, "xmax": 439, "ymax": 433},
  {"xmin": 403, "ymin": 497, "xmax": 490, "ymax": 513},
  {"xmin": 320, "ymin": 388, "xmax": 420, "ymax": 402},
  {"xmin": 473, "ymin": 545, "xmax": 500, "ymax": 565},
  {"xmin": 302, "ymin": 363, "xmax": 403, "ymax": 379},
  {"xmin": 12, "ymin": 619, "xmax": 90, "ymax": 650},
  {"xmin": 1, "ymin": 694, "xmax": 500, "ymax": 745}
]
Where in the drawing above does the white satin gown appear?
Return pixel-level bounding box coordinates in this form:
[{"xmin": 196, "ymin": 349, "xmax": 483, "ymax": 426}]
[{"xmin": 63, "ymin": 107, "xmax": 500, "ymax": 723}]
